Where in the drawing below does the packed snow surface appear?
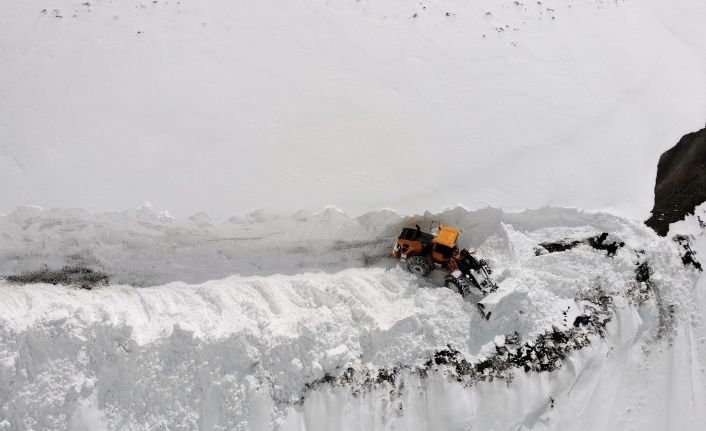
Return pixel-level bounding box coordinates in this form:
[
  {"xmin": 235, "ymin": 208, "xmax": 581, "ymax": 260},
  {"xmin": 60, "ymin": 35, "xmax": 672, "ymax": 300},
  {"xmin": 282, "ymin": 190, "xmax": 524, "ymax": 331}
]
[
  {"xmin": 1, "ymin": 206, "xmax": 705, "ymax": 430},
  {"xmin": 2, "ymin": 0, "xmax": 706, "ymax": 218}
]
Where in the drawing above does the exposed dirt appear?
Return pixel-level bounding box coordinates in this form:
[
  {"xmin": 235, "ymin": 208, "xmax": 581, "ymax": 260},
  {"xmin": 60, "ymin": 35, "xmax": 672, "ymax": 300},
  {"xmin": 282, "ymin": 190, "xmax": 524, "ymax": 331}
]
[{"xmin": 4, "ymin": 265, "xmax": 109, "ymax": 289}]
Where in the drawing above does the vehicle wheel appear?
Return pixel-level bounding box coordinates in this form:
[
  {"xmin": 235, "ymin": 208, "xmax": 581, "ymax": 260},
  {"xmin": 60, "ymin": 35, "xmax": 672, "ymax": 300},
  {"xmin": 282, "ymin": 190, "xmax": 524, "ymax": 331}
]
[
  {"xmin": 444, "ymin": 275, "xmax": 470, "ymax": 296},
  {"xmin": 407, "ymin": 256, "xmax": 432, "ymax": 276}
]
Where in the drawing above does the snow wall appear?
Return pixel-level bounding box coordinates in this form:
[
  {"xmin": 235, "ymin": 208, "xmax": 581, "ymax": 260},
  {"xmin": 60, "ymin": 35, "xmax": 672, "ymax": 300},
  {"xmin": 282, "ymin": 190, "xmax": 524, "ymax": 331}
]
[{"xmin": 1, "ymin": 206, "xmax": 705, "ymax": 430}]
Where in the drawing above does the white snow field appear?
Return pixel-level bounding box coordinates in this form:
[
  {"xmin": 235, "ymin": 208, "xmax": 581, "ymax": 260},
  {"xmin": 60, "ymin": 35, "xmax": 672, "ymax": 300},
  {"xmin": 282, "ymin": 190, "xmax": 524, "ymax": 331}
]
[
  {"xmin": 2, "ymin": 0, "xmax": 706, "ymax": 218},
  {"xmin": 1, "ymin": 206, "xmax": 704, "ymax": 430},
  {"xmin": 2, "ymin": 0, "xmax": 706, "ymax": 429}
]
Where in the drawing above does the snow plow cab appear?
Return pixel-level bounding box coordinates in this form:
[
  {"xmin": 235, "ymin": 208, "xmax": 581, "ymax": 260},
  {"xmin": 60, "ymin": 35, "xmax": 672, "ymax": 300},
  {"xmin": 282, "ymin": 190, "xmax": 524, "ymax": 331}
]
[{"xmin": 392, "ymin": 222, "xmax": 498, "ymax": 297}]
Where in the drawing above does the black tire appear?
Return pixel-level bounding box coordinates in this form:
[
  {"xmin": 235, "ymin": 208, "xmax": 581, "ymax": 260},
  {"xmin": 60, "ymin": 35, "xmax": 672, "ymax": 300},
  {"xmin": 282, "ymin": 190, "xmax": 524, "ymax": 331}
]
[
  {"xmin": 444, "ymin": 275, "xmax": 471, "ymax": 296},
  {"xmin": 407, "ymin": 256, "xmax": 432, "ymax": 276}
]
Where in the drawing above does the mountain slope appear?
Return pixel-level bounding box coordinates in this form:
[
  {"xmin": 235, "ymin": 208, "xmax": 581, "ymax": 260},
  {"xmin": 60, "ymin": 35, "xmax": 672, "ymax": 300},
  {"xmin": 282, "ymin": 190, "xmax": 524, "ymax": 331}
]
[{"xmin": 2, "ymin": 0, "xmax": 706, "ymax": 218}]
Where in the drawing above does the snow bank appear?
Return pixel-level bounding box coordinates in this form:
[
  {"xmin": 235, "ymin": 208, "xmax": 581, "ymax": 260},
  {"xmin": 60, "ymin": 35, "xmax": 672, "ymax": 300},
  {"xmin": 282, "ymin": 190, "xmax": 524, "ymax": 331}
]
[{"xmin": 1, "ymin": 207, "xmax": 704, "ymax": 430}]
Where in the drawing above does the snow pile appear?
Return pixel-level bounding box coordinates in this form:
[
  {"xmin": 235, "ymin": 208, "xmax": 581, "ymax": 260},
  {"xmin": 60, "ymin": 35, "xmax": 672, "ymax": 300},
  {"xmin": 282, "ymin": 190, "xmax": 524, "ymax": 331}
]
[{"xmin": 1, "ymin": 207, "xmax": 704, "ymax": 430}]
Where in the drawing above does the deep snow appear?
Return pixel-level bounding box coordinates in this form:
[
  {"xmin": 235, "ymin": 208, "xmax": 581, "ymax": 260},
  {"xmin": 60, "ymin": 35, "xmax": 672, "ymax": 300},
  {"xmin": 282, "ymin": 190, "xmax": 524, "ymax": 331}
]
[
  {"xmin": 1, "ymin": 206, "xmax": 704, "ymax": 430},
  {"xmin": 3, "ymin": 0, "xmax": 706, "ymax": 428},
  {"xmin": 2, "ymin": 0, "xmax": 706, "ymax": 218}
]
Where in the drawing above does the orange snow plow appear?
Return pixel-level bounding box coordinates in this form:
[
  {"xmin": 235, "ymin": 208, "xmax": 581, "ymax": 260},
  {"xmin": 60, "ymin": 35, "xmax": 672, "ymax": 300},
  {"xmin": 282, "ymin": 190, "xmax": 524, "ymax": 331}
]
[{"xmin": 392, "ymin": 222, "xmax": 498, "ymax": 296}]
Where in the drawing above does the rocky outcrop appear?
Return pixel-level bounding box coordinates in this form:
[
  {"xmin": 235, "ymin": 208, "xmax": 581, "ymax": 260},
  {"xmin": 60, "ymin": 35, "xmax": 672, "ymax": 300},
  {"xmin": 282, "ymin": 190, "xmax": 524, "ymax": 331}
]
[{"xmin": 646, "ymin": 127, "xmax": 706, "ymax": 236}]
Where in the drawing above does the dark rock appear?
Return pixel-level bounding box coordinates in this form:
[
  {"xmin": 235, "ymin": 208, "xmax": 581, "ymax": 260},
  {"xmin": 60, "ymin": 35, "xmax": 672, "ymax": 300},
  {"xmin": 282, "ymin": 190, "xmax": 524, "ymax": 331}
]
[
  {"xmin": 646, "ymin": 127, "xmax": 706, "ymax": 236},
  {"xmin": 587, "ymin": 233, "xmax": 625, "ymax": 257},
  {"xmin": 673, "ymin": 235, "xmax": 702, "ymax": 271},
  {"xmin": 538, "ymin": 233, "xmax": 624, "ymax": 257},
  {"xmin": 536, "ymin": 239, "xmax": 582, "ymax": 254},
  {"xmin": 635, "ymin": 261, "xmax": 652, "ymax": 283}
]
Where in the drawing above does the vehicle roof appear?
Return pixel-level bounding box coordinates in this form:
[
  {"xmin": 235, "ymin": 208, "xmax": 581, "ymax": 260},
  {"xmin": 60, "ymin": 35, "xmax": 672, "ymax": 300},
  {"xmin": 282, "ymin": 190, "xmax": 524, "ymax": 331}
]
[
  {"xmin": 434, "ymin": 224, "xmax": 460, "ymax": 248},
  {"xmin": 398, "ymin": 227, "xmax": 434, "ymax": 244}
]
